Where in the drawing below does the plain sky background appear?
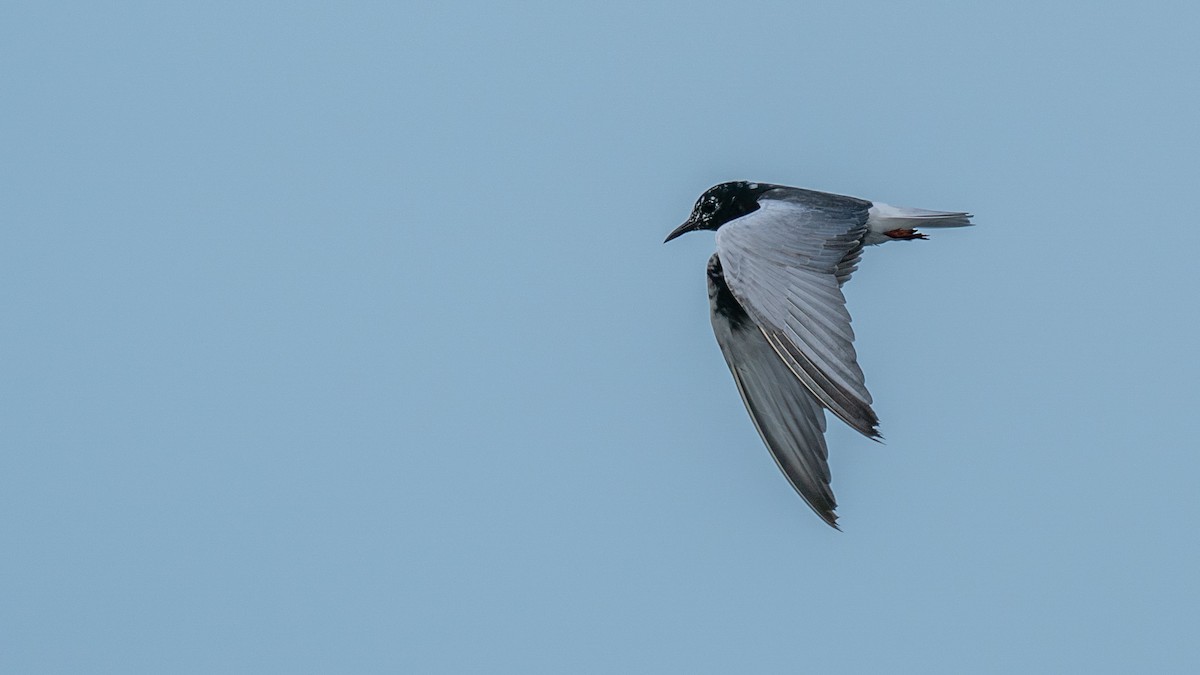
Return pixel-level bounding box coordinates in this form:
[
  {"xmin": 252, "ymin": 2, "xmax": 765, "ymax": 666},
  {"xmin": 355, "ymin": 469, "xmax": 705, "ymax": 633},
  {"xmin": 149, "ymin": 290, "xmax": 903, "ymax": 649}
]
[{"xmin": 3, "ymin": 1, "xmax": 1199, "ymax": 672}]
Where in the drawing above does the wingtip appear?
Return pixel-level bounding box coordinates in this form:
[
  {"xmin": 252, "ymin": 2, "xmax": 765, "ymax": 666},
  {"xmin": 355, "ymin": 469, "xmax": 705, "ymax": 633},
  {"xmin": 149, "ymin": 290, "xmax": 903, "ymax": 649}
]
[{"xmin": 850, "ymin": 414, "xmax": 883, "ymax": 442}]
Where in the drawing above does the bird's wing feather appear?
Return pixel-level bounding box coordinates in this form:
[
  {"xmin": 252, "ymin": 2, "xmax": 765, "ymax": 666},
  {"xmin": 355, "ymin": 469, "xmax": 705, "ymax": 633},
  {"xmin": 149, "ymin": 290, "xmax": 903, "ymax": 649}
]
[
  {"xmin": 715, "ymin": 192, "xmax": 879, "ymax": 437},
  {"xmin": 707, "ymin": 254, "xmax": 839, "ymax": 528}
]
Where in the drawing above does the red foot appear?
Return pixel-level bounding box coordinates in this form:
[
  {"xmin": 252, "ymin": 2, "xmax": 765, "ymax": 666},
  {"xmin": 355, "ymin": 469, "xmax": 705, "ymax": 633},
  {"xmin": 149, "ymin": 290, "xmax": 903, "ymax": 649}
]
[{"xmin": 884, "ymin": 228, "xmax": 928, "ymax": 240}]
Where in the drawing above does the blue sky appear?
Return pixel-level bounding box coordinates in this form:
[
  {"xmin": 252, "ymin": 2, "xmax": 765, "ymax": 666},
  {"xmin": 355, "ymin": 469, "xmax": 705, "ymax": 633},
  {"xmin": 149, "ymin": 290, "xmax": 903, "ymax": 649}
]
[{"xmin": 3, "ymin": 1, "xmax": 1198, "ymax": 672}]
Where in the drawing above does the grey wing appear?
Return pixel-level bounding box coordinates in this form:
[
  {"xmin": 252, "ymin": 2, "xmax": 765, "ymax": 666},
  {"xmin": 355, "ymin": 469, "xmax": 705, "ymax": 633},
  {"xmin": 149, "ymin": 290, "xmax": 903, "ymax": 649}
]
[
  {"xmin": 708, "ymin": 255, "xmax": 839, "ymax": 528},
  {"xmin": 715, "ymin": 190, "xmax": 879, "ymax": 438}
]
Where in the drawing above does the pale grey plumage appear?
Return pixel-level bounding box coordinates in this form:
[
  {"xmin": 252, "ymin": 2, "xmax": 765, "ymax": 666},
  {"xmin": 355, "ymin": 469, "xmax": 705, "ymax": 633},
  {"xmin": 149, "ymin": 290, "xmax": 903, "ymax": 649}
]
[
  {"xmin": 707, "ymin": 254, "xmax": 839, "ymax": 526},
  {"xmin": 716, "ymin": 194, "xmax": 879, "ymax": 437},
  {"xmin": 667, "ymin": 181, "xmax": 973, "ymax": 528}
]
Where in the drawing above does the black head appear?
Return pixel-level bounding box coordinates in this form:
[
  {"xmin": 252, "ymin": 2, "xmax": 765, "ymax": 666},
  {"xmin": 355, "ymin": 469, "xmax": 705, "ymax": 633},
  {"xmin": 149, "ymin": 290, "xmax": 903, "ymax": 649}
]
[{"xmin": 664, "ymin": 181, "xmax": 778, "ymax": 243}]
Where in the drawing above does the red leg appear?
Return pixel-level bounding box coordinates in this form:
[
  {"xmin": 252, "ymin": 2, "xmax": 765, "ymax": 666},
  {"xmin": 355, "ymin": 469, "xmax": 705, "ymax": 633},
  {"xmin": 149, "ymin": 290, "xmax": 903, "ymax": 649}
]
[{"xmin": 884, "ymin": 228, "xmax": 928, "ymax": 240}]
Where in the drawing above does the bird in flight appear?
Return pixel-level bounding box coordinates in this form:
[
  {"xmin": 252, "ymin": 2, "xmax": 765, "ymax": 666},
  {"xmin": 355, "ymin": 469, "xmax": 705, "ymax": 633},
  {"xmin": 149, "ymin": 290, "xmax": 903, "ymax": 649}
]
[{"xmin": 665, "ymin": 181, "xmax": 973, "ymax": 528}]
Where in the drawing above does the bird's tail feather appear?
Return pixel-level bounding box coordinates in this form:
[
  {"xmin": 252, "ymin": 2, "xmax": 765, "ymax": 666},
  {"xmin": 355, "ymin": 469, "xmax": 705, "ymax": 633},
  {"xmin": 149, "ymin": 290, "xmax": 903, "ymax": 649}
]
[{"xmin": 868, "ymin": 203, "xmax": 974, "ymax": 229}]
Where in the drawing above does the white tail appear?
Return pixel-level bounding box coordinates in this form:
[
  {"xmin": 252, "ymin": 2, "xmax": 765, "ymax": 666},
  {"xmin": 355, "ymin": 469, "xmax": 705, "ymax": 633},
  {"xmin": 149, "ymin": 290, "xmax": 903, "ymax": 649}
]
[
  {"xmin": 868, "ymin": 202, "xmax": 973, "ymax": 230},
  {"xmin": 864, "ymin": 202, "xmax": 973, "ymax": 244}
]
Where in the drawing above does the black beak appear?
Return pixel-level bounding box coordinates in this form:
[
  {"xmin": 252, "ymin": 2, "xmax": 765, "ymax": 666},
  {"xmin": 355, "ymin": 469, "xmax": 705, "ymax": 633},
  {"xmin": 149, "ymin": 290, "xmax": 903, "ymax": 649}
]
[{"xmin": 663, "ymin": 218, "xmax": 699, "ymax": 243}]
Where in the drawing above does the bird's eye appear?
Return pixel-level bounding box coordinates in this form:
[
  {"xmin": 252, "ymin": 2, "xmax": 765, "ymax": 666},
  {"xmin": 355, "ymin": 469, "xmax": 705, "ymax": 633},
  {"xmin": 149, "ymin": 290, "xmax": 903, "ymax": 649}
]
[{"xmin": 700, "ymin": 199, "xmax": 717, "ymax": 215}]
